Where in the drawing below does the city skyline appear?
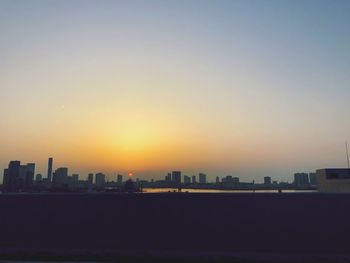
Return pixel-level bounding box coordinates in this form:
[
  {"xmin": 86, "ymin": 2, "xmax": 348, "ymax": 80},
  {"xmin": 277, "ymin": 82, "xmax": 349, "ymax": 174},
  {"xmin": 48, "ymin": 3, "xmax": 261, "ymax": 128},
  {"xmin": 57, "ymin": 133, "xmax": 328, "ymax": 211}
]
[
  {"xmin": 1, "ymin": 156, "xmax": 317, "ymax": 184},
  {"xmin": 2, "ymin": 0, "xmax": 350, "ymax": 182}
]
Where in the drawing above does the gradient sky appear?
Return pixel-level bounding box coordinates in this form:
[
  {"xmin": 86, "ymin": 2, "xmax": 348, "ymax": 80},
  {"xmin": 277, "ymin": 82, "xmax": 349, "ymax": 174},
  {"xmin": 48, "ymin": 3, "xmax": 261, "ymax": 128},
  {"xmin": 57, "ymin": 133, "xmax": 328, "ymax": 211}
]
[{"xmin": 1, "ymin": 0, "xmax": 350, "ymax": 182}]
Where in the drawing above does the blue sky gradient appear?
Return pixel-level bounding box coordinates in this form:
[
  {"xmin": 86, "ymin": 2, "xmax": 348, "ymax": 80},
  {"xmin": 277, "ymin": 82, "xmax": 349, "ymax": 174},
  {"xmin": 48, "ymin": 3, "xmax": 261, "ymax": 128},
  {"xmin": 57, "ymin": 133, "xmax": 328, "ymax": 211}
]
[{"xmin": 1, "ymin": 0, "xmax": 350, "ymax": 182}]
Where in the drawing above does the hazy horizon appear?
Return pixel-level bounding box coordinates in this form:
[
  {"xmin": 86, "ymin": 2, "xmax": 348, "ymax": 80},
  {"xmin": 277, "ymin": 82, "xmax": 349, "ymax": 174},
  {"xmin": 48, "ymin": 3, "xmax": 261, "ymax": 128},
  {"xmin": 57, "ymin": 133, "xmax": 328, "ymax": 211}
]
[{"xmin": 2, "ymin": 0, "xmax": 350, "ymax": 182}]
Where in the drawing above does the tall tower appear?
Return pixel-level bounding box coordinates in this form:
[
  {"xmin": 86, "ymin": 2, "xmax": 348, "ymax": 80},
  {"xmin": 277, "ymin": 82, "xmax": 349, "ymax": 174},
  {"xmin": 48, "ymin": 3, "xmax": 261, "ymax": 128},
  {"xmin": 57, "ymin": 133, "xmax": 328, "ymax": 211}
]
[
  {"xmin": 4, "ymin": 161, "xmax": 21, "ymax": 192},
  {"xmin": 47, "ymin": 157, "xmax": 53, "ymax": 183},
  {"xmin": 172, "ymin": 171, "xmax": 181, "ymax": 185}
]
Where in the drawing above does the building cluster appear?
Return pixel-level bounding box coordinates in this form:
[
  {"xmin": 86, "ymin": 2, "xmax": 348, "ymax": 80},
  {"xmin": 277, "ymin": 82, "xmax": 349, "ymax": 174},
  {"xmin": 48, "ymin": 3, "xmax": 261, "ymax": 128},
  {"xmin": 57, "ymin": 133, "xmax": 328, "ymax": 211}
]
[
  {"xmin": 2, "ymin": 157, "xmax": 319, "ymax": 193},
  {"xmin": 2, "ymin": 158, "xmax": 127, "ymax": 193},
  {"xmin": 145, "ymin": 173, "xmax": 299, "ymax": 191},
  {"xmin": 3, "ymin": 161, "xmax": 35, "ymax": 192},
  {"xmin": 293, "ymin": 172, "xmax": 317, "ymax": 188},
  {"xmin": 164, "ymin": 171, "xmax": 207, "ymax": 186}
]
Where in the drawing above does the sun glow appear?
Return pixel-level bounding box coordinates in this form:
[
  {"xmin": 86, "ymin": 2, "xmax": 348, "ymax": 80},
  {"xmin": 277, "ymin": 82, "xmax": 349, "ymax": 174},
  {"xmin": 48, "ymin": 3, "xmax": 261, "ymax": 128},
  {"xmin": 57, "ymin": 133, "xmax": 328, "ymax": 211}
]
[
  {"xmin": 96, "ymin": 111, "xmax": 172, "ymax": 170},
  {"xmin": 114, "ymin": 125, "xmax": 157, "ymax": 153}
]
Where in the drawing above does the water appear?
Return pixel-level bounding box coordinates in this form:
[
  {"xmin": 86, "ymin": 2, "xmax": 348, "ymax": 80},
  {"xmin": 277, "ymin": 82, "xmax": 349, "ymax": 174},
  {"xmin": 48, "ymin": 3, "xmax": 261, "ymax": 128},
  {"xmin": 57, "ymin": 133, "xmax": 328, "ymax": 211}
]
[{"xmin": 143, "ymin": 188, "xmax": 317, "ymax": 193}]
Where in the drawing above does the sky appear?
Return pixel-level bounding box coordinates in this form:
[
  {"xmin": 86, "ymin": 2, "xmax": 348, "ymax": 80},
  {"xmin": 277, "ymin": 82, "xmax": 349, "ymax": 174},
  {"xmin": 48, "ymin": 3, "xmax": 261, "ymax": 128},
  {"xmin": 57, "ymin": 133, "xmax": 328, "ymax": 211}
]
[{"xmin": 1, "ymin": 0, "xmax": 350, "ymax": 182}]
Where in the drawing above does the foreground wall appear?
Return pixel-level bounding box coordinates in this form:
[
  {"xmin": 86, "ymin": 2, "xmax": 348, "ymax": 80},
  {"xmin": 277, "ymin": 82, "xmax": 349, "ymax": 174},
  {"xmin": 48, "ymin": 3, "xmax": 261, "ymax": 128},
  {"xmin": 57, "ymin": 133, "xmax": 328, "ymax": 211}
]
[{"xmin": 0, "ymin": 193, "xmax": 349, "ymax": 257}]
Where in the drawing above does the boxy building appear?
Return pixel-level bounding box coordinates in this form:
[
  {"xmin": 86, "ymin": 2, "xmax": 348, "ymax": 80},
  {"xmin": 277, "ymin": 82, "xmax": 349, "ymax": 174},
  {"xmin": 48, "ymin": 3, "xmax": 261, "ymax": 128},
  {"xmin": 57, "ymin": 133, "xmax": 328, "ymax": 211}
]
[{"xmin": 316, "ymin": 168, "xmax": 350, "ymax": 193}]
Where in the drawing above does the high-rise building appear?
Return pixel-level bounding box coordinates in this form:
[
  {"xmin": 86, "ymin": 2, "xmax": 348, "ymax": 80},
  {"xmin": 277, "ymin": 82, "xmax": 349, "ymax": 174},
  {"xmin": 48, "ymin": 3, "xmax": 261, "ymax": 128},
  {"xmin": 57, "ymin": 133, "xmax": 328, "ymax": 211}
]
[
  {"xmin": 88, "ymin": 173, "xmax": 94, "ymax": 185},
  {"xmin": 216, "ymin": 176, "xmax": 220, "ymax": 183},
  {"xmin": 199, "ymin": 173, "xmax": 207, "ymax": 184},
  {"xmin": 19, "ymin": 165, "xmax": 27, "ymax": 189},
  {"xmin": 294, "ymin": 173, "xmax": 309, "ymax": 186},
  {"xmin": 25, "ymin": 163, "xmax": 35, "ymax": 189},
  {"xmin": 3, "ymin": 169, "xmax": 9, "ymax": 188},
  {"xmin": 72, "ymin": 174, "xmax": 79, "ymax": 187},
  {"xmin": 192, "ymin": 175, "xmax": 196, "ymax": 184},
  {"xmin": 3, "ymin": 161, "xmax": 20, "ymax": 192},
  {"xmin": 309, "ymin": 173, "xmax": 317, "ymax": 185},
  {"xmin": 95, "ymin": 173, "xmax": 106, "ymax": 188},
  {"xmin": 117, "ymin": 174, "xmax": 123, "ymax": 184},
  {"xmin": 35, "ymin": 174, "xmax": 42, "ymax": 183},
  {"xmin": 184, "ymin": 175, "xmax": 191, "ymax": 184},
  {"xmin": 47, "ymin": 157, "xmax": 53, "ymax": 183},
  {"xmin": 3, "ymin": 161, "xmax": 35, "ymax": 192},
  {"xmin": 52, "ymin": 167, "xmax": 68, "ymax": 188},
  {"xmin": 224, "ymin": 175, "xmax": 233, "ymax": 183},
  {"xmin": 264, "ymin": 176, "xmax": 272, "ymax": 185},
  {"xmin": 165, "ymin": 173, "xmax": 172, "ymax": 182},
  {"xmin": 172, "ymin": 171, "xmax": 181, "ymax": 185}
]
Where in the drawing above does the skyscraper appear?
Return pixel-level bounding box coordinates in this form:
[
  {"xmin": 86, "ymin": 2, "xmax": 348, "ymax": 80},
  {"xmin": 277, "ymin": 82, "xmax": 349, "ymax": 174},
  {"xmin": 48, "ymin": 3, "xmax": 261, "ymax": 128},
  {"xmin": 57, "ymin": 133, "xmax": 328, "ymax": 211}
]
[
  {"xmin": 47, "ymin": 157, "xmax": 53, "ymax": 183},
  {"xmin": 88, "ymin": 173, "xmax": 94, "ymax": 185},
  {"xmin": 199, "ymin": 173, "xmax": 207, "ymax": 184},
  {"xmin": 117, "ymin": 174, "xmax": 123, "ymax": 184},
  {"xmin": 2, "ymin": 161, "xmax": 35, "ymax": 192},
  {"xmin": 3, "ymin": 161, "xmax": 21, "ymax": 192},
  {"xmin": 184, "ymin": 175, "xmax": 191, "ymax": 184},
  {"xmin": 192, "ymin": 175, "xmax": 196, "ymax": 184},
  {"xmin": 95, "ymin": 173, "xmax": 106, "ymax": 188},
  {"xmin": 165, "ymin": 173, "xmax": 172, "ymax": 182},
  {"xmin": 72, "ymin": 174, "xmax": 79, "ymax": 187},
  {"xmin": 3, "ymin": 169, "xmax": 9, "ymax": 188},
  {"xmin": 309, "ymin": 173, "xmax": 317, "ymax": 185},
  {"xmin": 172, "ymin": 171, "xmax": 181, "ymax": 185},
  {"xmin": 25, "ymin": 163, "xmax": 35, "ymax": 189},
  {"xmin": 294, "ymin": 173, "xmax": 309, "ymax": 186},
  {"xmin": 19, "ymin": 165, "xmax": 28, "ymax": 189},
  {"xmin": 52, "ymin": 167, "xmax": 68, "ymax": 188},
  {"xmin": 35, "ymin": 174, "xmax": 42, "ymax": 183}
]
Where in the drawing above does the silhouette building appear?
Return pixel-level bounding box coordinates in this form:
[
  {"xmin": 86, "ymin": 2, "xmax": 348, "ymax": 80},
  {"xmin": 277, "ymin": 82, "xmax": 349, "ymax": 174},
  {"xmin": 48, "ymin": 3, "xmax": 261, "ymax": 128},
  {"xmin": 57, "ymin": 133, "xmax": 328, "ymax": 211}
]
[
  {"xmin": 117, "ymin": 174, "xmax": 123, "ymax": 184},
  {"xmin": 88, "ymin": 173, "xmax": 94, "ymax": 185},
  {"xmin": 294, "ymin": 173, "xmax": 309, "ymax": 186},
  {"xmin": 3, "ymin": 161, "xmax": 20, "ymax": 192},
  {"xmin": 24, "ymin": 163, "xmax": 35, "ymax": 189},
  {"xmin": 224, "ymin": 175, "xmax": 233, "ymax": 183},
  {"xmin": 95, "ymin": 173, "xmax": 106, "ymax": 188},
  {"xmin": 172, "ymin": 171, "xmax": 181, "ymax": 185},
  {"xmin": 3, "ymin": 169, "xmax": 8, "ymax": 187},
  {"xmin": 165, "ymin": 173, "xmax": 172, "ymax": 182},
  {"xmin": 309, "ymin": 173, "xmax": 317, "ymax": 185},
  {"xmin": 35, "ymin": 174, "xmax": 42, "ymax": 184},
  {"xmin": 3, "ymin": 161, "xmax": 35, "ymax": 192},
  {"xmin": 72, "ymin": 174, "xmax": 79, "ymax": 187},
  {"xmin": 47, "ymin": 157, "xmax": 53, "ymax": 183},
  {"xmin": 264, "ymin": 176, "xmax": 272, "ymax": 185},
  {"xmin": 52, "ymin": 167, "xmax": 68, "ymax": 188},
  {"xmin": 199, "ymin": 173, "xmax": 207, "ymax": 184},
  {"xmin": 192, "ymin": 175, "xmax": 196, "ymax": 184},
  {"xmin": 124, "ymin": 179, "xmax": 136, "ymax": 192},
  {"xmin": 184, "ymin": 175, "xmax": 191, "ymax": 184}
]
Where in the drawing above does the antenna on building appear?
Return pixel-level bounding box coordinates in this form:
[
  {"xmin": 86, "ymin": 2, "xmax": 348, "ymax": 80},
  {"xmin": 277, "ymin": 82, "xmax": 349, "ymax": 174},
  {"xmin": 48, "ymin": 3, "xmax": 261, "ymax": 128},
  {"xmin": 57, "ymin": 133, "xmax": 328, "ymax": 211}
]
[{"xmin": 346, "ymin": 141, "xmax": 350, "ymax": 169}]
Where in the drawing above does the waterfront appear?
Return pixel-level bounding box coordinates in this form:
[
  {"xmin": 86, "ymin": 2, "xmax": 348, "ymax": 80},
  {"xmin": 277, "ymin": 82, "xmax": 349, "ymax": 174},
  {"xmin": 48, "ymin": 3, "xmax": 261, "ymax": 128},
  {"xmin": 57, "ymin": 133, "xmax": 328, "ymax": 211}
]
[{"xmin": 143, "ymin": 188, "xmax": 317, "ymax": 193}]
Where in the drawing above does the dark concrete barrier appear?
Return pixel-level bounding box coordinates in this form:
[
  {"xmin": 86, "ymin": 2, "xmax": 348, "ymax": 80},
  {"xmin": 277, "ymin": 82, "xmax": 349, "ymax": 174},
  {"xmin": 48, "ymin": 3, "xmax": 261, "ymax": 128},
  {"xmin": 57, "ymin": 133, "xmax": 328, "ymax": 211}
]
[{"xmin": 0, "ymin": 193, "xmax": 349, "ymax": 258}]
